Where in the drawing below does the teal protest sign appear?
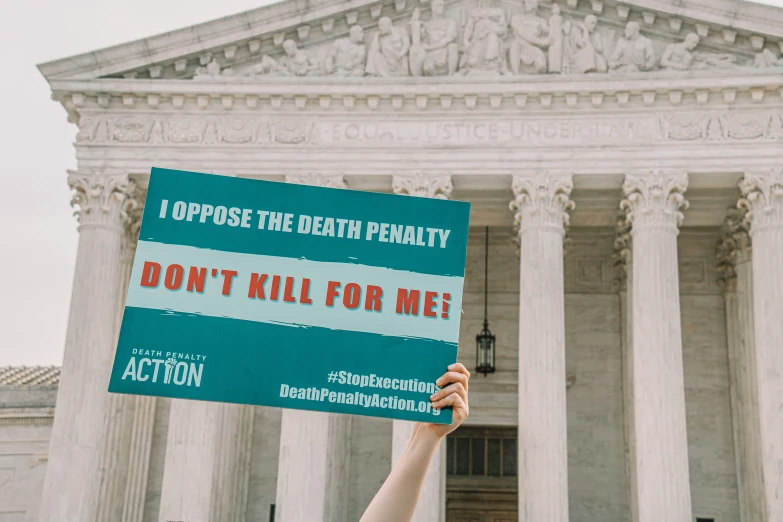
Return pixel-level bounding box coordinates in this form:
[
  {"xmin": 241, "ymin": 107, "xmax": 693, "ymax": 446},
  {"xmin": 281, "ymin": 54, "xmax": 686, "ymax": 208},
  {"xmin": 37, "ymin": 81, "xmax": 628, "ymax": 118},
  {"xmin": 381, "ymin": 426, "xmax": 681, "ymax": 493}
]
[{"xmin": 108, "ymin": 168, "xmax": 470, "ymax": 424}]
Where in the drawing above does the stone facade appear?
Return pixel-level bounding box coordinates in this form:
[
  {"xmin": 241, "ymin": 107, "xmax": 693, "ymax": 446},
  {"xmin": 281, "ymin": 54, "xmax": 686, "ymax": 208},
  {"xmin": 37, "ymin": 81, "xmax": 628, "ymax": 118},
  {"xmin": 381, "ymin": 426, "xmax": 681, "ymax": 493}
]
[
  {"xmin": 6, "ymin": 0, "xmax": 782, "ymax": 520},
  {"xmin": 0, "ymin": 227, "xmax": 753, "ymax": 521}
]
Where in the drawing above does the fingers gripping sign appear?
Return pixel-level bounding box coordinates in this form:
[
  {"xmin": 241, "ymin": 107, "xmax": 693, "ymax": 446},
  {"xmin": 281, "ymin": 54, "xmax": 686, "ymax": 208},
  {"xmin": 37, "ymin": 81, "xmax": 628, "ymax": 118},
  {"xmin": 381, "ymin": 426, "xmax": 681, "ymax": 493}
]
[{"xmin": 425, "ymin": 362, "xmax": 471, "ymax": 438}]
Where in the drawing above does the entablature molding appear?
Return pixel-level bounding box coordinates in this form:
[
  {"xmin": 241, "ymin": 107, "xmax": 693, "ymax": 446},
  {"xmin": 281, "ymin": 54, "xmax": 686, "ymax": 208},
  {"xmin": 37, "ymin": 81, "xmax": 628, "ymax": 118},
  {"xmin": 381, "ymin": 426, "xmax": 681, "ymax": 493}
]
[
  {"xmin": 71, "ymin": 105, "xmax": 783, "ymax": 152},
  {"xmin": 53, "ymin": 71, "xmax": 783, "ymax": 115}
]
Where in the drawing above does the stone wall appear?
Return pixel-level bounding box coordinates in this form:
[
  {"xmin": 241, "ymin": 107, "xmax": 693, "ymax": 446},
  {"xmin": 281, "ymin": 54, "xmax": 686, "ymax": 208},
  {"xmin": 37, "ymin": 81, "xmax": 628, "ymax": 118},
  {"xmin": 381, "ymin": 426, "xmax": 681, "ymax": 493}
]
[{"xmin": 0, "ymin": 386, "xmax": 56, "ymax": 522}]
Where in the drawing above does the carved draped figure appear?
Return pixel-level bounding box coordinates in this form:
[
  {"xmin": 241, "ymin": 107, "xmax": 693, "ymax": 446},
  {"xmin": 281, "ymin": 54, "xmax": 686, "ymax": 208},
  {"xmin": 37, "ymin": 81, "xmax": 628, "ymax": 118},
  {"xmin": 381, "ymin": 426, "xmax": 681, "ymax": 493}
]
[
  {"xmin": 410, "ymin": 17, "xmax": 459, "ymax": 76},
  {"xmin": 325, "ymin": 28, "xmax": 367, "ymax": 77},
  {"xmin": 460, "ymin": 6, "xmax": 508, "ymax": 75},
  {"xmin": 564, "ymin": 18, "xmax": 607, "ymax": 73},
  {"xmin": 509, "ymin": 11, "xmax": 550, "ymax": 74},
  {"xmin": 366, "ymin": 20, "xmax": 411, "ymax": 77}
]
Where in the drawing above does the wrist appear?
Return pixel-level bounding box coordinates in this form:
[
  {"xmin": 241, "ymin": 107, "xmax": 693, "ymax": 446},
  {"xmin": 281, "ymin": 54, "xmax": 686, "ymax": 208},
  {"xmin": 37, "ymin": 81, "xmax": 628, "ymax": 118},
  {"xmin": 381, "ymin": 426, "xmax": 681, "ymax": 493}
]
[{"xmin": 411, "ymin": 423, "xmax": 444, "ymax": 447}]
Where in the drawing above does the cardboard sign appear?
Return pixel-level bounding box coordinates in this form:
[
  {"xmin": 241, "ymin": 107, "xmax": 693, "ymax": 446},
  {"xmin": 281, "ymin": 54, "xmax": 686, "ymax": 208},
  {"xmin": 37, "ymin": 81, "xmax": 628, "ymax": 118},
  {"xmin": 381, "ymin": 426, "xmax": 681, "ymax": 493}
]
[{"xmin": 108, "ymin": 168, "xmax": 470, "ymax": 424}]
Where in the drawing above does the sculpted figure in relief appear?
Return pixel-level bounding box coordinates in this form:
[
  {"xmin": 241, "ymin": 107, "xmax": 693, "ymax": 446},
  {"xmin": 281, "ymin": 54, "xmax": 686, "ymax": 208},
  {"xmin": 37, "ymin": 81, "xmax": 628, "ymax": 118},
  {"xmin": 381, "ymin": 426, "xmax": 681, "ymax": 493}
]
[
  {"xmin": 547, "ymin": 5, "xmax": 564, "ymax": 73},
  {"xmin": 755, "ymin": 48, "xmax": 783, "ymax": 68},
  {"xmin": 324, "ymin": 25, "xmax": 367, "ymax": 77},
  {"xmin": 609, "ymin": 21, "xmax": 656, "ymax": 72},
  {"xmin": 459, "ymin": 0, "xmax": 508, "ymax": 75},
  {"xmin": 279, "ymin": 40, "xmax": 317, "ymax": 76},
  {"xmin": 250, "ymin": 40, "xmax": 317, "ymax": 76},
  {"xmin": 509, "ymin": 0, "xmax": 551, "ymax": 75},
  {"xmin": 194, "ymin": 58, "xmax": 233, "ymax": 79},
  {"xmin": 366, "ymin": 17, "xmax": 411, "ymax": 77},
  {"xmin": 409, "ymin": 0, "xmax": 459, "ymax": 76},
  {"xmin": 564, "ymin": 14, "xmax": 607, "ymax": 73},
  {"xmin": 660, "ymin": 33, "xmax": 700, "ymax": 70},
  {"xmin": 660, "ymin": 33, "xmax": 737, "ymax": 70}
]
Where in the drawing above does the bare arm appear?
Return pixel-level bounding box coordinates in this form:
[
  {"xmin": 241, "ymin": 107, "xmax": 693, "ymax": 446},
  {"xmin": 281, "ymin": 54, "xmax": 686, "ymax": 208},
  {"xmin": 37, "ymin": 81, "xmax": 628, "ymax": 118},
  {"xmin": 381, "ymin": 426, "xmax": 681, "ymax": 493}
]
[{"xmin": 360, "ymin": 363, "xmax": 471, "ymax": 522}]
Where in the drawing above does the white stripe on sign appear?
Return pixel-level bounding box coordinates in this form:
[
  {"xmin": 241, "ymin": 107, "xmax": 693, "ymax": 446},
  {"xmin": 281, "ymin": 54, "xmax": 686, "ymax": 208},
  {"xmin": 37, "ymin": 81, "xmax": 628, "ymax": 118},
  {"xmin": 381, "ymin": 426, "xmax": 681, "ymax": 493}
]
[{"xmin": 126, "ymin": 241, "xmax": 464, "ymax": 344}]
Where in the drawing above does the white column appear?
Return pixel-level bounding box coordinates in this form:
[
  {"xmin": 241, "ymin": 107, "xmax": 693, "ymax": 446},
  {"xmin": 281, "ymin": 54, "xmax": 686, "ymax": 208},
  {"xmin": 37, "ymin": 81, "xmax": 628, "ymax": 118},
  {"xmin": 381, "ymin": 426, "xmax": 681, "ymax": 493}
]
[
  {"xmin": 273, "ymin": 173, "xmax": 353, "ymax": 522},
  {"xmin": 390, "ymin": 172, "xmax": 454, "ymax": 522},
  {"xmin": 718, "ymin": 212, "xmax": 763, "ymax": 522},
  {"xmin": 510, "ymin": 173, "xmax": 574, "ymax": 522},
  {"xmin": 739, "ymin": 169, "xmax": 783, "ymax": 522},
  {"xmin": 275, "ymin": 410, "xmax": 352, "ymax": 522},
  {"xmin": 97, "ymin": 189, "xmax": 145, "ymax": 522},
  {"xmin": 118, "ymin": 192, "xmax": 158, "ymax": 522},
  {"xmin": 121, "ymin": 395, "xmax": 157, "ymax": 522},
  {"xmin": 621, "ymin": 171, "xmax": 692, "ymax": 522},
  {"xmin": 210, "ymin": 404, "xmax": 255, "ymax": 522},
  {"xmin": 39, "ymin": 173, "xmax": 136, "ymax": 522},
  {"xmin": 158, "ymin": 400, "xmax": 220, "ymax": 522}
]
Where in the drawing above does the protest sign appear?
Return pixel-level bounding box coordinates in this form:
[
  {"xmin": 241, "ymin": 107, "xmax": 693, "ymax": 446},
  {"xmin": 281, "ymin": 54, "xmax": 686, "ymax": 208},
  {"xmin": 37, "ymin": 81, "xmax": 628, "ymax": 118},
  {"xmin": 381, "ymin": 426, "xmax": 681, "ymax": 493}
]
[{"xmin": 108, "ymin": 168, "xmax": 470, "ymax": 424}]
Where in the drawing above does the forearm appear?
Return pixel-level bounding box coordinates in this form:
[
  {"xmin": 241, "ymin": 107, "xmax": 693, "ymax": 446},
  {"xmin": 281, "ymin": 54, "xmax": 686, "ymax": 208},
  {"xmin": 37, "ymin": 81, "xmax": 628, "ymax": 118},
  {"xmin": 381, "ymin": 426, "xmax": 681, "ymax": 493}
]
[{"xmin": 359, "ymin": 425, "xmax": 441, "ymax": 522}]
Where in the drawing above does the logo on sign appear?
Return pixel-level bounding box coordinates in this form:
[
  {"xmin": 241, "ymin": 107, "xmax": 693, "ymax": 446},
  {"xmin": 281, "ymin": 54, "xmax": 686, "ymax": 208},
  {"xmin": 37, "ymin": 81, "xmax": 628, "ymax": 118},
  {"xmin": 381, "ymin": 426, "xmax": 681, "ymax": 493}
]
[{"xmin": 120, "ymin": 349, "xmax": 206, "ymax": 388}]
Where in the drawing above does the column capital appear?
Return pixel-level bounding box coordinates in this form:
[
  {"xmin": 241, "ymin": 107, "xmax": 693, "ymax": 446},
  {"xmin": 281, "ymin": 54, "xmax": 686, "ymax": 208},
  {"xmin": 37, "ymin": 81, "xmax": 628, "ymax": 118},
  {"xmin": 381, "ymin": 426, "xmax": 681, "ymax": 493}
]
[
  {"xmin": 285, "ymin": 172, "xmax": 347, "ymax": 188},
  {"xmin": 123, "ymin": 188, "xmax": 147, "ymax": 259},
  {"xmin": 392, "ymin": 172, "xmax": 453, "ymax": 199},
  {"xmin": 621, "ymin": 171, "xmax": 689, "ymax": 232},
  {"xmin": 68, "ymin": 172, "xmax": 136, "ymax": 232},
  {"xmin": 509, "ymin": 173, "xmax": 574, "ymax": 236},
  {"xmin": 613, "ymin": 212, "xmax": 633, "ymax": 290},
  {"xmin": 739, "ymin": 168, "xmax": 783, "ymax": 235},
  {"xmin": 717, "ymin": 210, "xmax": 752, "ymax": 289}
]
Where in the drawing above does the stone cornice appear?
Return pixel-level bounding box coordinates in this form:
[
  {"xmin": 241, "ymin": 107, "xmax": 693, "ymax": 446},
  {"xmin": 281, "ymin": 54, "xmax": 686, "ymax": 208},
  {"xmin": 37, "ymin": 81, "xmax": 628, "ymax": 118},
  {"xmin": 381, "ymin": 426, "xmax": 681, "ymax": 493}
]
[
  {"xmin": 51, "ymin": 71, "xmax": 783, "ymax": 123},
  {"xmin": 0, "ymin": 407, "xmax": 55, "ymax": 427},
  {"xmin": 53, "ymin": 70, "xmax": 783, "ymax": 101}
]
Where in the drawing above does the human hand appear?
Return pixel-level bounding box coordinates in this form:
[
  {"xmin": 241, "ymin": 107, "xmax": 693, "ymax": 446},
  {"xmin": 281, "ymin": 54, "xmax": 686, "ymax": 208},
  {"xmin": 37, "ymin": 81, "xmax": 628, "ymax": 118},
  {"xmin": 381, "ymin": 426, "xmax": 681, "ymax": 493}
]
[{"xmin": 422, "ymin": 363, "xmax": 470, "ymax": 439}]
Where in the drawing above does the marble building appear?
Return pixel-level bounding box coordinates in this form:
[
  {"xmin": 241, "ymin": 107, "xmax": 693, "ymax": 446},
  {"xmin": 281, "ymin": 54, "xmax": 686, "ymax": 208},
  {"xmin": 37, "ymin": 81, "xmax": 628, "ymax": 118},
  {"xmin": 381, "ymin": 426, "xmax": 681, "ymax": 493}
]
[{"xmin": 1, "ymin": 0, "xmax": 782, "ymax": 520}]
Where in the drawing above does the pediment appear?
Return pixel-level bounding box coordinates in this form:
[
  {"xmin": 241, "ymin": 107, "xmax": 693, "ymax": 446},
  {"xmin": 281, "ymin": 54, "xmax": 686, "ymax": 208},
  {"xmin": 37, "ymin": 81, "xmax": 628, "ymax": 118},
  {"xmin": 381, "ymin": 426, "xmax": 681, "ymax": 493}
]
[{"xmin": 38, "ymin": 0, "xmax": 783, "ymax": 82}]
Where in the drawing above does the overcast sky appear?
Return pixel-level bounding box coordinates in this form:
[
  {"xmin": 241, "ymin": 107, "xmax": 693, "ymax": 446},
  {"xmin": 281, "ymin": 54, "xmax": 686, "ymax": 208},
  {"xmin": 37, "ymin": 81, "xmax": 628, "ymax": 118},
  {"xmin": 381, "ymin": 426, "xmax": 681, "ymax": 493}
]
[{"xmin": 1, "ymin": 0, "xmax": 782, "ymax": 366}]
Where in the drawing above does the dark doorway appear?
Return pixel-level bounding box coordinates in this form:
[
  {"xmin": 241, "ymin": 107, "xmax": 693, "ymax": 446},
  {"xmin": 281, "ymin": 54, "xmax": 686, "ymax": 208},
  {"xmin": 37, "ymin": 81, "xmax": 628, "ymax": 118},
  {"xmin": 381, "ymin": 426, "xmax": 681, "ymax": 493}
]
[{"xmin": 446, "ymin": 427, "xmax": 517, "ymax": 522}]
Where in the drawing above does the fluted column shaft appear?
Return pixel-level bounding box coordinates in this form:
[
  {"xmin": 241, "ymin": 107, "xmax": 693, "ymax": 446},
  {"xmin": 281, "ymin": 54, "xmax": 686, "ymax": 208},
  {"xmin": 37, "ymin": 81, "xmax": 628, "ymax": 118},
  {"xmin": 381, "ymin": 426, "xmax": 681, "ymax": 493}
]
[
  {"xmin": 615, "ymin": 218, "xmax": 637, "ymax": 522},
  {"xmin": 158, "ymin": 400, "xmax": 220, "ymax": 522},
  {"xmin": 719, "ymin": 213, "xmax": 763, "ymax": 522},
  {"xmin": 275, "ymin": 410, "xmax": 352, "ymax": 522},
  {"xmin": 740, "ymin": 169, "xmax": 783, "ymax": 522},
  {"xmin": 273, "ymin": 173, "xmax": 354, "ymax": 522},
  {"xmin": 211, "ymin": 404, "xmax": 255, "ymax": 522},
  {"xmin": 621, "ymin": 172, "xmax": 692, "ymax": 522},
  {"xmin": 39, "ymin": 174, "xmax": 135, "ymax": 522},
  {"xmin": 390, "ymin": 172, "xmax": 453, "ymax": 522},
  {"xmin": 121, "ymin": 395, "xmax": 157, "ymax": 522},
  {"xmin": 97, "ymin": 192, "xmax": 145, "ymax": 522},
  {"xmin": 119, "ymin": 190, "xmax": 158, "ymax": 522},
  {"xmin": 510, "ymin": 173, "xmax": 573, "ymax": 522}
]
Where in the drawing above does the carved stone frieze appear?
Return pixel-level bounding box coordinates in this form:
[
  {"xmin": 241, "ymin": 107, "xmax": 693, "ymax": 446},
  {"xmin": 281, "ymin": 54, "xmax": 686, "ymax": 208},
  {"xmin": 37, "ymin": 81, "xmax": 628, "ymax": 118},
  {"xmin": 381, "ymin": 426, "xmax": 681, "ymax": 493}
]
[
  {"xmin": 392, "ymin": 172, "xmax": 453, "ymax": 199},
  {"xmin": 285, "ymin": 172, "xmax": 347, "ymax": 188},
  {"xmin": 73, "ymin": 110, "xmax": 783, "ymax": 149},
  {"xmin": 739, "ymin": 168, "xmax": 783, "ymax": 233},
  {"xmin": 170, "ymin": 0, "xmax": 771, "ymax": 82},
  {"xmin": 621, "ymin": 171, "xmax": 689, "ymax": 231},
  {"xmin": 661, "ymin": 111, "xmax": 783, "ymax": 142}
]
